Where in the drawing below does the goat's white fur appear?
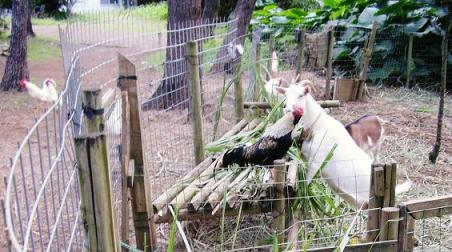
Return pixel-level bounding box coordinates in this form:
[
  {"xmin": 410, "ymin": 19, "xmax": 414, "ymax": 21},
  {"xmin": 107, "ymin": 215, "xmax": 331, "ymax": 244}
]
[{"xmin": 278, "ymin": 83, "xmax": 410, "ymax": 208}]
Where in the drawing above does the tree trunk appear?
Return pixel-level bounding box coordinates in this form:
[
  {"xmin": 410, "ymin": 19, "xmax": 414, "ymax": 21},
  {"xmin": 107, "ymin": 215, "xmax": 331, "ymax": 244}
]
[
  {"xmin": 202, "ymin": 0, "xmax": 220, "ymax": 20},
  {"xmin": 209, "ymin": 0, "xmax": 257, "ymax": 73},
  {"xmin": 428, "ymin": 24, "xmax": 449, "ymax": 163},
  {"xmin": 234, "ymin": 0, "xmax": 257, "ymax": 44},
  {"xmin": 143, "ymin": 0, "xmax": 202, "ymax": 110},
  {"xmin": 27, "ymin": 4, "xmax": 35, "ymax": 37},
  {"xmin": 1, "ymin": 0, "xmax": 29, "ymax": 91}
]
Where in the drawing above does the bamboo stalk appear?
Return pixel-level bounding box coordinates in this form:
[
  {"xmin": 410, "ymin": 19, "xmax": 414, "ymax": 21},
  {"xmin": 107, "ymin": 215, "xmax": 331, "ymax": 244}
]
[
  {"xmin": 152, "ymin": 156, "xmax": 216, "ymax": 212},
  {"xmin": 225, "ymin": 168, "xmax": 253, "ymax": 208},
  {"xmin": 207, "ymin": 173, "xmax": 237, "ymax": 211},
  {"xmin": 221, "ymin": 119, "xmax": 248, "ymax": 139},
  {"xmin": 189, "ymin": 173, "xmax": 228, "ymax": 211}
]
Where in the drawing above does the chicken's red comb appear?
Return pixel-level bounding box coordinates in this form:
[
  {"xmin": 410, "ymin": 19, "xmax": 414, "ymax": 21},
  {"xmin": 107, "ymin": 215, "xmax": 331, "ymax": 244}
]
[
  {"xmin": 19, "ymin": 79, "xmax": 27, "ymax": 86},
  {"xmin": 292, "ymin": 107, "xmax": 304, "ymax": 117}
]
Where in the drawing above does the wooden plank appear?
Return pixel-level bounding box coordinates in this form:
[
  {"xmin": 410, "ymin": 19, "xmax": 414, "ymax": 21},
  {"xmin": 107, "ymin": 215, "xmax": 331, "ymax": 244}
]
[
  {"xmin": 120, "ymin": 91, "xmax": 130, "ymax": 245},
  {"xmin": 296, "ymin": 29, "xmax": 306, "ymax": 79},
  {"xmin": 273, "ymin": 159, "xmax": 286, "ymax": 246},
  {"xmin": 74, "ymin": 138, "xmax": 98, "ymax": 252},
  {"xmin": 186, "ymin": 41, "xmax": 205, "ymax": 165},
  {"xmin": 374, "ymin": 167, "xmax": 385, "ymax": 197},
  {"xmin": 380, "ymin": 207, "xmax": 399, "ymax": 241},
  {"xmin": 324, "ymin": 27, "xmax": 335, "ymax": 100},
  {"xmin": 243, "ymin": 100, "xmax": 341, "ymax": 109},
  {"xmin": 404, "ymin": 194, "xmax": 452, "ymax": 219},
  {"xmin": 75, "ymin": 134, "xmax": 119, "ymax": 252},
  {"xmin": 367, "ymin": 165, "xmax": 384, "ymax": 242},
  {"xmin": 82, "ymin": 88, "xmax": 104, "ymax": 134},
  {"xmin": 117, "ymin": 53, "xmax": 156, "ymax": 251},
  {"xmin": 406, "ymin": 36, "xmax": 413, "ymax": 88},
  {"xmin": 307, "ymin": 240, "xmax": 397, "ymax": 252},
  {"xmin": 398, "ymin": 204, "xmax": 415, "ymax": 252},
  {"xmin": 389, "ymin": 163, "xmax": 397, "ymax": 207}
]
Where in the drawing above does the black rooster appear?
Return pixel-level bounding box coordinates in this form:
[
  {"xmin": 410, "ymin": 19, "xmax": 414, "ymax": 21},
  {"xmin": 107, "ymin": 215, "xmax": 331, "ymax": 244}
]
[{"xmin": 221, "ymin": 108, "xmax": 304, "ymax": 167}]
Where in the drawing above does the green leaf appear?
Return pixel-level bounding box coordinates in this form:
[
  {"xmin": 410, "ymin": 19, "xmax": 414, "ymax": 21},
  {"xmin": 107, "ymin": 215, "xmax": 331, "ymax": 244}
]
[
  {"xmin": 373, "ymin": 40, "xmax": 394, "ymax": 53},
  {"xmin": 323, "ymin": 0, "xmax": 341, "ymax": 8},
  {"xmin": 333, "ymin": 47, "xmax": 350, "ymax": 60},
  {"xmin": 358, "ymin": 6, "xmax": 386, "ymax": 26},
  {"xmin": 271, "ymin": 16, "xmax": 290, "ymax": 24},
  {"xmin": 404, "ymin": 17, "xmax": 429, "ymax": 33}
]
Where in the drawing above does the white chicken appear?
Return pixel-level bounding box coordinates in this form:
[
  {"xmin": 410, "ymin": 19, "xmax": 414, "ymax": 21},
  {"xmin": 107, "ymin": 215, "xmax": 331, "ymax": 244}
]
[{"xmin": 20, "ymin": 78, "xmax": 59, "ymax": 103}]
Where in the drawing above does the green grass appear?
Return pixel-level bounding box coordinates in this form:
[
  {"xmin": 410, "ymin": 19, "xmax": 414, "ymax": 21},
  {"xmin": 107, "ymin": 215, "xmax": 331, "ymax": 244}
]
[
  {"xmin": 0, "ymin": 33, "xmax": 61, "ymax": 62},
  {"xmin": 31, "ymin": 17, "xmax": 67, "ymax": 26},
  {"xmin": 28, "ymin": 36, "xmax": 61, "ymax": 61},
  {"xmin": 29, "ymin": 3, "xmax": 168, "ymax": 26}
]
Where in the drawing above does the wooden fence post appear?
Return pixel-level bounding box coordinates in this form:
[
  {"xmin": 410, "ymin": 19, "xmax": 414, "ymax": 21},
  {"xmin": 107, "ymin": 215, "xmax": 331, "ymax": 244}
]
[
  {"xmin": 234, "ymin": 57, "xmax": 244, "ymax": 122},
  {"xmin": 296, "ymin": 29, "xmax": 306, "ymax": 80},
  {"xmin": 75, "ymin": 133, "xmax": 120, "ymax": 252},
  {"xmin": 367, "ymin": 165, "xmax": 384, "ymax": 242},
  {"xmin": 77, "ymin": 88, "xmax": 103, "ymax": 251},
  {"xmin": 380, "ymin": 207, "xmax": 399, "ymax": 241},
  {"xmin": 325, "ymin": 27, "xmax": 335, "ymax": 100},
  {"xmin": 82, "ymin": 88, "xmax": 104, "ymax": 134},
  {"xmin": 267, "ymin": 34, "xmax": 275, "ymax": 79},
  {"xmin": 406, "ymin": 36, "xmax": 414, "ymax": 88},
  {"xmin": 397, "ymin": 204, "xmax": 415, "ymax": 252},
  {"xmin": 186, "ymin": 41, "xmax": 205, "ymax": 165},
  {"xmin": 273, "ymin": 159, "xmax": 286, "ymax": 247},
  {"xmin": 358, "ymin": 21, "xmax": 378, "ymax": 101},
  {"xmin": 120, "ymin": 91, "xmax": 131, "ymax": 246},
  {"xmin": 117, "ymin": 53, "xmax": 157, "ymax": 251}
]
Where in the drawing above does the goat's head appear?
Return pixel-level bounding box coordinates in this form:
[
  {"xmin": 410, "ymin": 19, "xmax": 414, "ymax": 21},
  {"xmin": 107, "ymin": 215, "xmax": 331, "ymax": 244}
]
[{"xmin": 276, "ymin": 80, "xmax": 315, "ymax": 113}]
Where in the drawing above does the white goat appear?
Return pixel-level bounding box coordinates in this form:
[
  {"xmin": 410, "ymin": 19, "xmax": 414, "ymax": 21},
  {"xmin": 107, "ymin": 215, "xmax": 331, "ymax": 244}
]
[{"xmin": 277, "ymin": 83, "xmax": 410, "ymax": 208}]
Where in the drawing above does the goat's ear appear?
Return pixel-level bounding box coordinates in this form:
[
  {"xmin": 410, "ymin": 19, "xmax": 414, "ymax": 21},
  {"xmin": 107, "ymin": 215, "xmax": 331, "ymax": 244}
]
[
  {"xmin": 276, "ymin": 87, "xmax": 286, "ymax": 94},
  {"xmin": 304, "ymin": 86, "xmax": 312, "ymax": 95}
]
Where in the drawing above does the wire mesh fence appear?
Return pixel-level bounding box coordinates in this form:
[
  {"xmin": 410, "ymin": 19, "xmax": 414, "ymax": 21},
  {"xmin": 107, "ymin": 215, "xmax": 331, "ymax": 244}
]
[
  {"xmin": 3, "ymin": 56, "xmax": 85, "ymax": 251},
  {"xmin": 2, "ymin": 7, "xmax": 450, "ymax": 252}
]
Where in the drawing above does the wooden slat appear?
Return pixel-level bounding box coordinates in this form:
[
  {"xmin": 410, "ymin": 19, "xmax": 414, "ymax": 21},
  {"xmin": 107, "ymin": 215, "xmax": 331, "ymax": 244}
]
[
  {"xmin": 117, "ymin": 53, "xmax": 156, "ymax": 250},
  {"xmin": 120, "ymin": 91, "xmax": 130, "ymax": 244},
  {"xmin": 307, "ymin": 240, "xmax": 397, "ymax": 252},
  {"xmin": 404, "ymin": 195, "xmax": 452, "ymax": 219}
]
